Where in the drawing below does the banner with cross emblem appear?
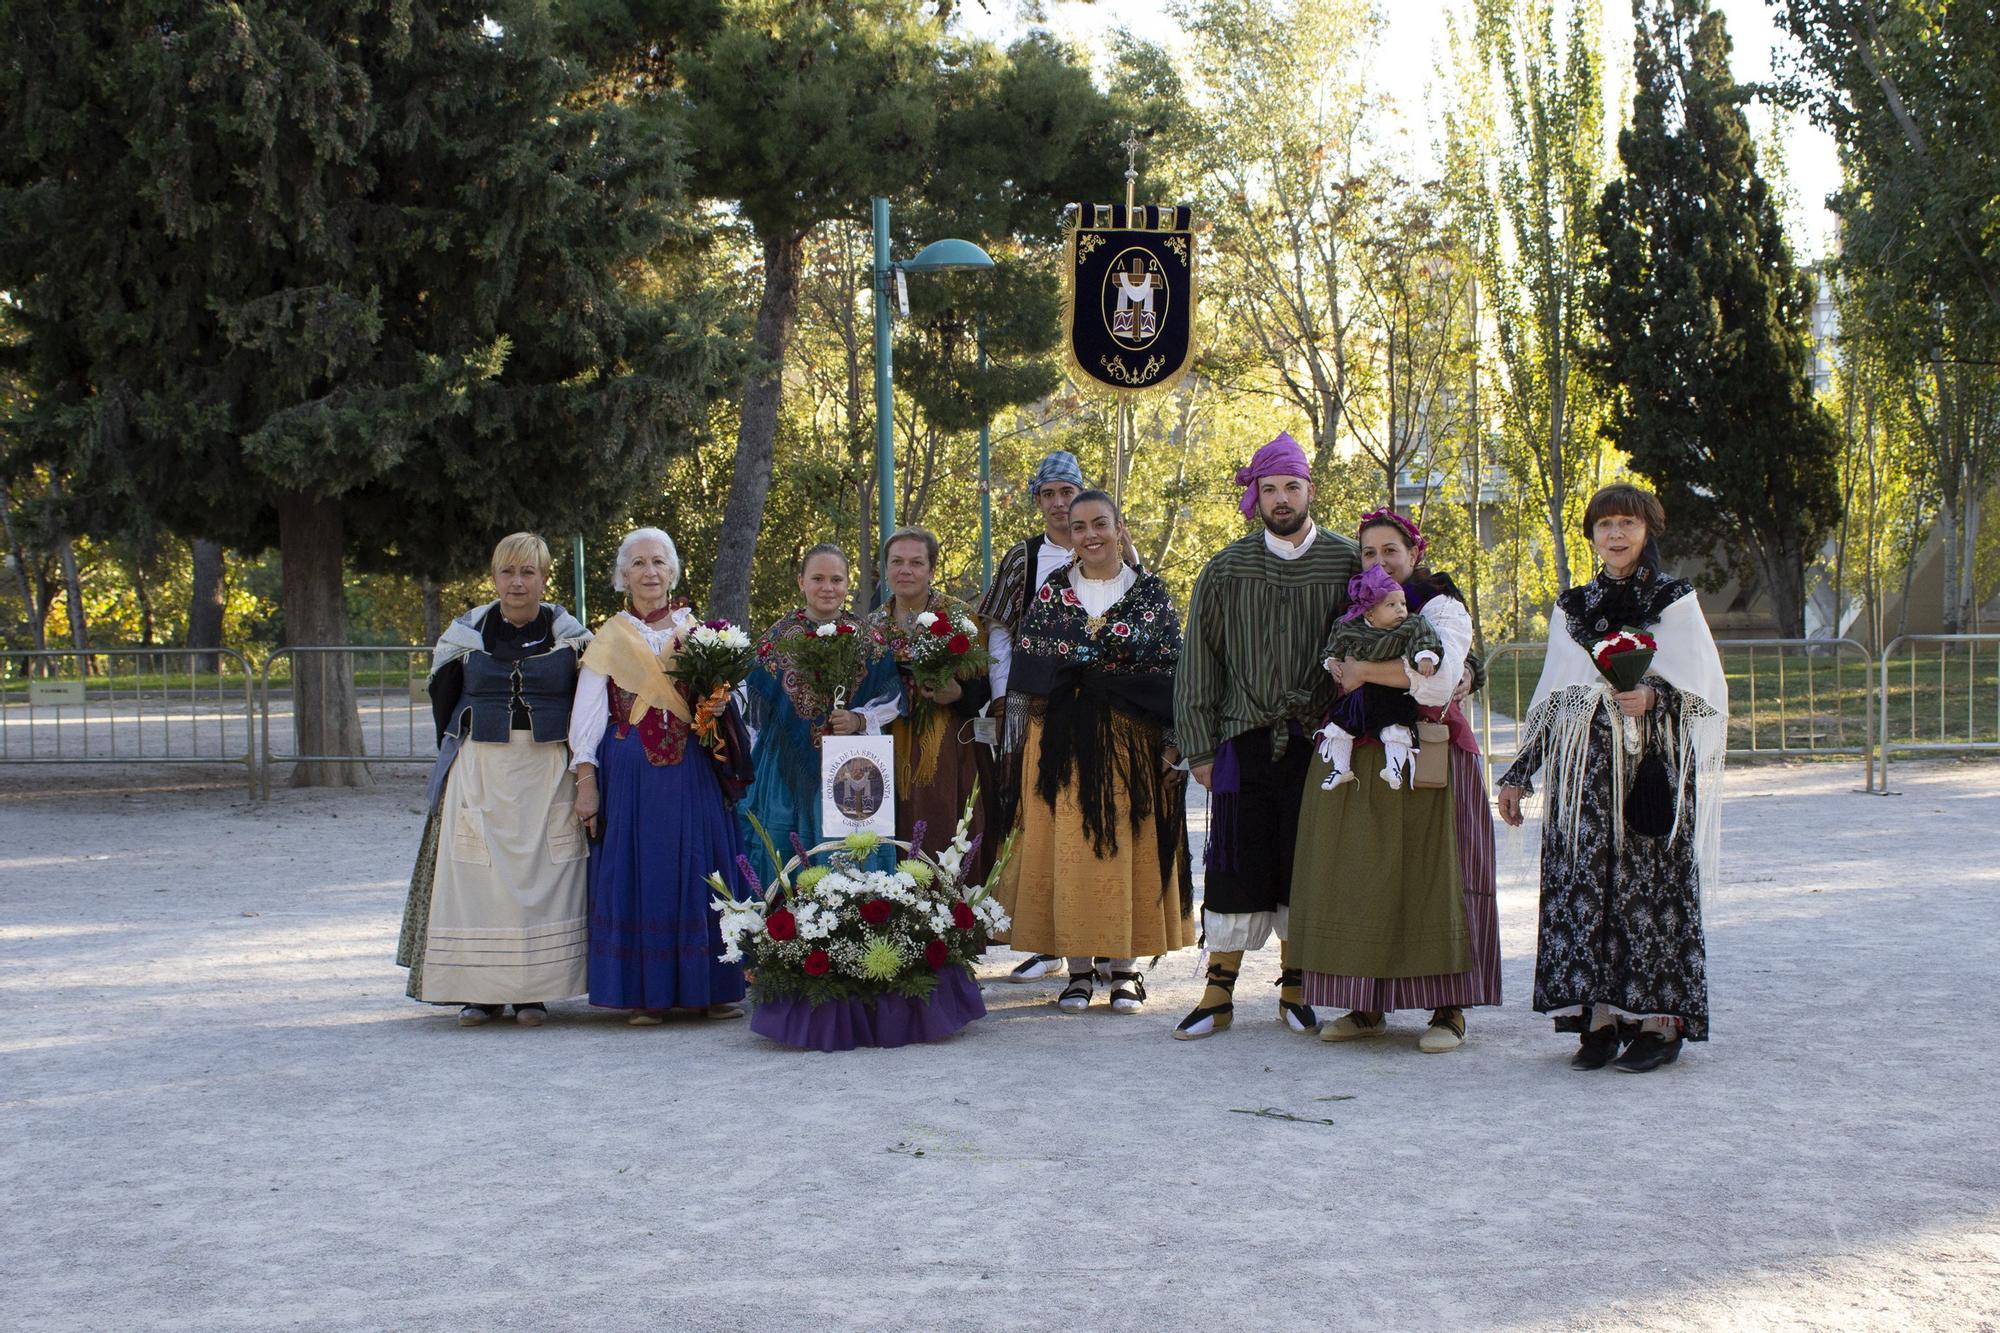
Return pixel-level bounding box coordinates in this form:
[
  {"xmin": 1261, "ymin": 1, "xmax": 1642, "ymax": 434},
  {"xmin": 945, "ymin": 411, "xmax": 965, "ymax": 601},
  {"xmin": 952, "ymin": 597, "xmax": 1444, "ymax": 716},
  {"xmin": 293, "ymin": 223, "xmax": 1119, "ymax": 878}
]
[{"xmin": 1061, "ymin": 202, "xmax": 1197, "ymax": 397}]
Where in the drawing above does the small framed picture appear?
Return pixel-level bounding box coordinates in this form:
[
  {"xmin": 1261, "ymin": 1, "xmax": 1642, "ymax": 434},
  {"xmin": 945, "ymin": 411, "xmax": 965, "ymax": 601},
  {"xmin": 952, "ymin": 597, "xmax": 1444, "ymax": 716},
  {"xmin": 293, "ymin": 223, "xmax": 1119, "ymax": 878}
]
[{"xmin": 820, "ymin": 735, "xmax": 895, "ymax": 838}]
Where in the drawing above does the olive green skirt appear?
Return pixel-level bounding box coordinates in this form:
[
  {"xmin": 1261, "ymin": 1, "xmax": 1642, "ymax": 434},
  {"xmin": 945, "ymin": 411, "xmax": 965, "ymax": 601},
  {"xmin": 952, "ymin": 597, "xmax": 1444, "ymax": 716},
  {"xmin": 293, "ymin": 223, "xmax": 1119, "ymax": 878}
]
[{"xmin": 1288, "ymin": 750, "xmax": 1469, "ymax": 978}]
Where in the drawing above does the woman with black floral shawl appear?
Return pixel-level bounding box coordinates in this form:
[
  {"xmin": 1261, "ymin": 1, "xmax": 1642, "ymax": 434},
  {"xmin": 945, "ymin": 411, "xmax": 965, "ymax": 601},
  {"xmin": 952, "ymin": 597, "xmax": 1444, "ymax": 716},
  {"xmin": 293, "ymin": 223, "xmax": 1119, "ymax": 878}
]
[
  {"xmin": 998, "ymin": 491, "xmax": 1194, "ymax": 1015},
  {"xmin": 1498, "ymin": 485, "xmax": 1727, "ymax": 1074}
]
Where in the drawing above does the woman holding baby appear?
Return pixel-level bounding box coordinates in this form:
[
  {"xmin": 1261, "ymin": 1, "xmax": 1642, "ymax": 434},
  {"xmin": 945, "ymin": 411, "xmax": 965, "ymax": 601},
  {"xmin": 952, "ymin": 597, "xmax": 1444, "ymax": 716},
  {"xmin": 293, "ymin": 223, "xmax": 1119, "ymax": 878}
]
[{"xmin": 1285, "ymin": 509, "xmax": 1502, "ymax": 1054}]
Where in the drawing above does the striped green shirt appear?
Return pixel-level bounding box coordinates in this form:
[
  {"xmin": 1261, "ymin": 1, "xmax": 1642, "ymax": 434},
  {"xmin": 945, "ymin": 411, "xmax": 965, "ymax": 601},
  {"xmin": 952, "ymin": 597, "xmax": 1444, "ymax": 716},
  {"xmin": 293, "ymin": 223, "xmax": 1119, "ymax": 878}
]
[{"xmin": 1173, "ymin": 525, "xmax": 1359, "ymax": 765}]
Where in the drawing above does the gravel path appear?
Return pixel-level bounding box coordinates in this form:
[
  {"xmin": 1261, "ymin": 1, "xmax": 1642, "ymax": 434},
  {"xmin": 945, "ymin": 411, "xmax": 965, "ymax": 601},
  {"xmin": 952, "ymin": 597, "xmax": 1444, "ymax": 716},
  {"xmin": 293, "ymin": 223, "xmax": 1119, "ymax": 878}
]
[{"xmin": 2, "ymin": 757, "xmax": 1995, "ymax": 1330}]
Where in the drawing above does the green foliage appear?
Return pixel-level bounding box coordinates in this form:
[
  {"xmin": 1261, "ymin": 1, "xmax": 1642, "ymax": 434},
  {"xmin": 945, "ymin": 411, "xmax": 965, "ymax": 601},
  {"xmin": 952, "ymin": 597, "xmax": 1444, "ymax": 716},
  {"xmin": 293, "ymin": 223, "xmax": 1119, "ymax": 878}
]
[
  {"xmin": 1454, "ymin": 0, "xmax": 1612, "ymax": 592},
  {"xmin": 0, "ymin": 0, "xmax": 739, "ymax": 580},
  {"xmin": 1595, "ymin": 0, "xmax": 1842, "ymax": 635}
]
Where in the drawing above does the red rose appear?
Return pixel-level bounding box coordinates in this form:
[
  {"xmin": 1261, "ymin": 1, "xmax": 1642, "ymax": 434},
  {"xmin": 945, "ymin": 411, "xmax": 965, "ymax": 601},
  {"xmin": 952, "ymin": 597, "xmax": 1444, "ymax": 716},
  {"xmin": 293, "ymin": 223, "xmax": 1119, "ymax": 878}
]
[
  {"xmin": 836, "ymin": 623, "xmax": 856, "ymax": 636},
  {"xmin": 947, "ymin": 633, "xmax": 970, "ymax": 654},
  {"xmin": 766, "ymin": 909, "xmax": 797, "ymax": 941},
  {"xmin": 928, "ymin": 618, "xmax": 952, "ymax": 637},
  {"xmin": 859, "ymin": 898, "xmax": 892, "ymax": 926},
  {"xmin": 924, "ymin": 939, "xmax": 950, "ymax": 970},
  {"xmin": 802, "ymin": 949, "xmax": 831, "ymax": 977},
  {"xmin": 950, "ymin": 901, "xmax": 976, "ymax": 930}
]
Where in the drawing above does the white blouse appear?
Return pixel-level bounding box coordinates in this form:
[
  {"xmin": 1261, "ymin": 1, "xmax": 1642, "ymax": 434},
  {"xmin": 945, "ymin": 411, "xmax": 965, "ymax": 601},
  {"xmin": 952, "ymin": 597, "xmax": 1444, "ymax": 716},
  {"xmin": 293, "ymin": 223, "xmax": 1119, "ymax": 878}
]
[
  {"xmin": 1072, "ymin": 563, "xmax": 1137, "ymax": 618},
  {"xmin": 1408, "ymin": 594, "xmax": 1475, "ymax": 708}
]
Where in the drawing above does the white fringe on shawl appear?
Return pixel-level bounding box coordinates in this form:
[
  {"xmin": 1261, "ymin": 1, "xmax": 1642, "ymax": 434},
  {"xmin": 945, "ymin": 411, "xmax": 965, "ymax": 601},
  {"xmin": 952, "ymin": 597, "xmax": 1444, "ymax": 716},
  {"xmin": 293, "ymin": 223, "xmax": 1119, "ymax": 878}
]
[{"xmin": 1513, "ymin": 592, "xmax": 1728, "ymax": 894}]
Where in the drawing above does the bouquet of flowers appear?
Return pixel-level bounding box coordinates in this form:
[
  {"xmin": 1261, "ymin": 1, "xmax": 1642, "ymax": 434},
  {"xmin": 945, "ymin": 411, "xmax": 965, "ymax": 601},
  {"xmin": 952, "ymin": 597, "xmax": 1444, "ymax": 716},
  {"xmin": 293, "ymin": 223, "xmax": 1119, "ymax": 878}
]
[
  {"xmin": 782, "ymin": 617, "xmax": 868, "ymax": 723},
  {"xmin": 1590, "ymin": 628, "xmax": 1659, "ymax": 753},
  {"xmin": 905, "ymin": 609, "xmax": 992, "ymax": 731},
  {"xmin": 710, "ymin": 793, "xmax": 1013, "ymax": 1007},
  {"xmin": 669, "ymin": 619, "xmax": 755, "ymax": 748}
]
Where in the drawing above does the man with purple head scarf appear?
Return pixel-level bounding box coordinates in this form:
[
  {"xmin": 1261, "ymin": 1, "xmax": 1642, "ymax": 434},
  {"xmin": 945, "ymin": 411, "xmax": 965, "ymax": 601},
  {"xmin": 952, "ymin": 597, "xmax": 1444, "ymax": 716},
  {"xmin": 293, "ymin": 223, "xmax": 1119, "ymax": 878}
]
[{"xmin": 1172, "ymin": 431, "xmax": 1359, "ymax": 1039}]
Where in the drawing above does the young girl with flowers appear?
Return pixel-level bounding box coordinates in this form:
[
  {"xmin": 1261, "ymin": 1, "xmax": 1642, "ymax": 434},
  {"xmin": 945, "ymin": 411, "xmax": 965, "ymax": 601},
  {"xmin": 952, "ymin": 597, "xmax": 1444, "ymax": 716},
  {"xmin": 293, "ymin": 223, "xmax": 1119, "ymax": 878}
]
[{"xmin": 739, "ymin": 544, "xmax": 904, "ymax": 885}]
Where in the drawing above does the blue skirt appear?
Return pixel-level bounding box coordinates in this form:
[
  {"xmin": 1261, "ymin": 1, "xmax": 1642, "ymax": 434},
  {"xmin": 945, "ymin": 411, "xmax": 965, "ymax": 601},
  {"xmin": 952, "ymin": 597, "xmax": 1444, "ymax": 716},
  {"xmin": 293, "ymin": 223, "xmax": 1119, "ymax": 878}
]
[{"xmin": 587, "ymin": 728, "xmax": 749, "ymax": 1010}]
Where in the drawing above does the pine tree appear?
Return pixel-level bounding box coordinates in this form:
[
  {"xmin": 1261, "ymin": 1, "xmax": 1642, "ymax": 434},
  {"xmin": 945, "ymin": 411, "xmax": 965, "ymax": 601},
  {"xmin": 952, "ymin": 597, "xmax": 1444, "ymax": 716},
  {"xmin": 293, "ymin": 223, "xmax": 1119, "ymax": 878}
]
[
  {"xmin": 1595, "ymin": 0, "xmax": 1841, "ymax": 634},
  {"xmin": 0, "ymin": 0, "xmax": 735, "ymax": 782}
]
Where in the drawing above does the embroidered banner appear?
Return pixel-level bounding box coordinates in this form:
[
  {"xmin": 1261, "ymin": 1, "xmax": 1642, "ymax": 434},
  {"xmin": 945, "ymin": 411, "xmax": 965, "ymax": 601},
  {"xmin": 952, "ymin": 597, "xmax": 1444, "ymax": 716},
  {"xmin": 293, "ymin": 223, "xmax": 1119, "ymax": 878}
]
[{"xmin": 1062, "ymin": 203, "xmax": 1197, "ymax": 396}]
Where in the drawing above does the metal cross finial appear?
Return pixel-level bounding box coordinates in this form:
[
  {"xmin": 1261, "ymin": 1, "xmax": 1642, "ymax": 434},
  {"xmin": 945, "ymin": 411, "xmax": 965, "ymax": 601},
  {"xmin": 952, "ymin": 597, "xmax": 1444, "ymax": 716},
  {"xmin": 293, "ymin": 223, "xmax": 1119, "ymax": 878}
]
[{"xmin": 1123, "ymin": 135, "xmax": 1142, "ymax": 181}]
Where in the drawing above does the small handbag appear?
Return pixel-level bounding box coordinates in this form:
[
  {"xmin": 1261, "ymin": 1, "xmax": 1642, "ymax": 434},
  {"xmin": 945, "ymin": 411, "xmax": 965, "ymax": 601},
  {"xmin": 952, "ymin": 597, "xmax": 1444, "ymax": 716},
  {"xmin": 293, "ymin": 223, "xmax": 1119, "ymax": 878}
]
[
  {"xmin": 1624, "ymin": 750, "xmax": 1675, "ymax": 838},
  {"xmin": 1412, "ymin": 719, "xmax": 1452, "ymax": 789}
]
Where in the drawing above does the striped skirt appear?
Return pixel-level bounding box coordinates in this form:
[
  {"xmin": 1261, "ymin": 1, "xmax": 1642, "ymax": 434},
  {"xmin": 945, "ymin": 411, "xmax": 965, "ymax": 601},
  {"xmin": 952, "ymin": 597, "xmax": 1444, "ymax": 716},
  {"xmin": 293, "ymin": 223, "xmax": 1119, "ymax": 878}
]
[{"xmin": 1299, "ymin": 744, "xmax": 1502, "ymax": 1011}]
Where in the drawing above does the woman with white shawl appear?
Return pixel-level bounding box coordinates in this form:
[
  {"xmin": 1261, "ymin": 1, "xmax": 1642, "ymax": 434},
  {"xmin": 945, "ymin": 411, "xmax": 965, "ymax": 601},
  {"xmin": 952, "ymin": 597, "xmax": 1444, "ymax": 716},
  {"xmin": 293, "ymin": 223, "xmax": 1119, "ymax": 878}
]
[
  {"xmin": 399, "ymin": 533, "xmax": 594, "ymax": 1025},
  {"xmin": 1497, "ymin": 485, "xmax": 1727, "ymax": 1073}
]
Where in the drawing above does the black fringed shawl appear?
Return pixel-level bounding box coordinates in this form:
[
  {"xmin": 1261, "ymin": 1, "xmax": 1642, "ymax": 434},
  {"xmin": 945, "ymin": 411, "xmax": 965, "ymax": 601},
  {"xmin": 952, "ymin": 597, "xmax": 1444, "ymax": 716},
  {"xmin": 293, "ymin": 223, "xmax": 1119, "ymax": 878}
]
[{"xmin": 1009, "ymin": 567, "xmax": 1192, "ymax": 915}]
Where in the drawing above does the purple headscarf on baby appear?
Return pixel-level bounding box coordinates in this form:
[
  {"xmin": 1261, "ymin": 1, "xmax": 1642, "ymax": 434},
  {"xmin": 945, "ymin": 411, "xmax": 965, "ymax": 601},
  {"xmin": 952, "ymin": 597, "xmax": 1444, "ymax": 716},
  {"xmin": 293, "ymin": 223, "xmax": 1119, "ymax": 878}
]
[{"xmin": 1341, "ymin": 564, "xmax": 1404, "ymax": 622}]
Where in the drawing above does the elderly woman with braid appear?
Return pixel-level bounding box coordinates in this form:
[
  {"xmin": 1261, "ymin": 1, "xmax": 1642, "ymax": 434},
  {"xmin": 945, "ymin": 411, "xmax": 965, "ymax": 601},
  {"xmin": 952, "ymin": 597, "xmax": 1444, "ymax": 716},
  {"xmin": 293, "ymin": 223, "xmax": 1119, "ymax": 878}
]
[{"xmin": 568, "ymin": 527, "xmax": 755, "ymax": 1026}]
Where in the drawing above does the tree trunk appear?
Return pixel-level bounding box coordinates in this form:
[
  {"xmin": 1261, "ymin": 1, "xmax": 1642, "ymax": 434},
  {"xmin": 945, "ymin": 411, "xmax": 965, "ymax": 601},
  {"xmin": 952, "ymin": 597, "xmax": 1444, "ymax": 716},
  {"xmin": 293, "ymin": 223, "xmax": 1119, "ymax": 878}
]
[
  {"xmin": 134, "ymin": 563, "xmax": 155, "ymax": 647},
  {"xmin": 708, "ymin": 227, "xmax": 804, "ymax": 627},
  {"xmin": 0, "ymin": 481, "xmax": 46, "ymax": 652},
  {"xmin": 1757, "ymin": 540, "xmax": 1809, "ymax": 639},
  {"xmin": 421, "ymin": 579, "xmax": 444, "ymax": 645},
  {"xmin": 188, "ymin": 539, "xmax": 226, "ymax": 673},
  {"xmin": 279, "ymin": 494, "xmax": 370, "ymax": 788}
]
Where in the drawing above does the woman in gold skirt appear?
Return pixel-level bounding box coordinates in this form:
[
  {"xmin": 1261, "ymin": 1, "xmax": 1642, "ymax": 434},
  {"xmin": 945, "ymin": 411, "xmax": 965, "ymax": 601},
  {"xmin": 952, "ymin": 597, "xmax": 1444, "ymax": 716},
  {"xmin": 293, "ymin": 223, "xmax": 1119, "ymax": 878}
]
[{"xmin": 998, "ymin": 491, "xmax": 1193, "ymax": 1014}]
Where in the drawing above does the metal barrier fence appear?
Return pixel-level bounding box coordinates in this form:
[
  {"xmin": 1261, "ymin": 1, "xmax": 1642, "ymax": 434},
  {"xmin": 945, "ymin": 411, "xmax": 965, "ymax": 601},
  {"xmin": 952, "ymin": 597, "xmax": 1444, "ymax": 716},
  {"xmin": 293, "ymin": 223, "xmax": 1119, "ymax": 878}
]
[
  {"xmin": 1875, "ymin": 633, "xmax": 2000, "ymax": 794},
  {"xmin": 8, "ymin": 633, "xmax": 1995, "ymax": 799},
  {"xmin": 0, "ymin": 648, "xmax": 258, "ymax": 797},
  {"xmin": 1475, "ymin": 637, "xmax": 1878, "ymax": 788},
  {"xmin": 258, "ymin": 646, "xmax": 436, "ymax": 799}
]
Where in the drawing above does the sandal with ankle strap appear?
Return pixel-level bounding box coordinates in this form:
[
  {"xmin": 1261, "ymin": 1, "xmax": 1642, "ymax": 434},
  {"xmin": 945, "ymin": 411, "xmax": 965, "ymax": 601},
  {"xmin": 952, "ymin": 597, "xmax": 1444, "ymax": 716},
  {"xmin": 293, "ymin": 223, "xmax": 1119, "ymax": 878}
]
[
  {"xmin": 1275, "ymin": 968, "xmax": 1316, "ymax": 1033},
  {"xmin": 1056, "ymin": 971, "xmax": 1095, "ymax": 1012},
  {"xmin": 1173, "ymin": 961, "xmax": 1238, "ymax": 1040},
  {"xmin": 1108, "ymin": 970, "xmax": 1147, "ymax": 1014}
]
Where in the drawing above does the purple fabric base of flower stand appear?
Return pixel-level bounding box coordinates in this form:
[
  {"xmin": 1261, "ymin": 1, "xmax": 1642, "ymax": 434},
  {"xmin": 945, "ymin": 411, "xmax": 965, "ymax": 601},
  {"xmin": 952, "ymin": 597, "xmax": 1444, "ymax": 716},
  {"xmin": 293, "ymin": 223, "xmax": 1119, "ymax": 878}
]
[{"xmin": 749, "ymin": 967, "xmax": 988, "ymax": 1052}]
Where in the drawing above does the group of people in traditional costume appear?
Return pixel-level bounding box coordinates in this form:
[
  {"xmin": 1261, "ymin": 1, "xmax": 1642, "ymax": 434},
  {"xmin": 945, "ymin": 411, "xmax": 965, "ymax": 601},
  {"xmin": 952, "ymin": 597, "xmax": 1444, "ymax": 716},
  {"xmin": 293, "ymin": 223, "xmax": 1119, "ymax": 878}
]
[{"xmin": 397, "ymin": 437, "xmax": 1727, "ymax": 1075}]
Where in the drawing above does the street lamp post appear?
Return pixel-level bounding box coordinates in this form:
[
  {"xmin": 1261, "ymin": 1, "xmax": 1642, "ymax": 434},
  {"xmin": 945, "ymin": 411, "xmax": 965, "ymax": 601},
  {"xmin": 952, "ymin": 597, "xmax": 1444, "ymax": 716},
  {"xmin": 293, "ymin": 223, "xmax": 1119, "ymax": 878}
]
[{"xmin": 869, "ymin": 197, "xmax": 994, "ymax": 584}]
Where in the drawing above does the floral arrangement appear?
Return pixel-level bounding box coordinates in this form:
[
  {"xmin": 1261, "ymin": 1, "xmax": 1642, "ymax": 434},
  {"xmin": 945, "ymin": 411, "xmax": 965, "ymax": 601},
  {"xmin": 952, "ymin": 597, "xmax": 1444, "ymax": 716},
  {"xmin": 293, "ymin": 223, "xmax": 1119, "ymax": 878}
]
[
  {"xmin": 904, "ymin": 609, "xmax": 992, "ymax": 730},
  {"xmin": 1590, "ymin": 628, "xmax": 1658, "ymax": 751},
  {"xmin": 710, "ymin": 794, "xmax": 1012, "ymax": 1006},
  {"xmin": 670, "ymin": 619, "xmax": 754, "ymax": 748},
  {"xmin": 776, "ymin": 613, "xmax": 871, "ymax": 718}
]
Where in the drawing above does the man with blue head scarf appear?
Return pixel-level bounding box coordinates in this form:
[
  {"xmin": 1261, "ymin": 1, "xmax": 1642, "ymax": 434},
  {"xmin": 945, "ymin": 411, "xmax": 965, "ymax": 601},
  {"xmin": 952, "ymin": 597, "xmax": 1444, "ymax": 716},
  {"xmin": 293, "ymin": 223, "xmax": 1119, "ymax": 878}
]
[{"xmin": 975, "ymin": 448, "xmax": 1090, "ymax": 982}]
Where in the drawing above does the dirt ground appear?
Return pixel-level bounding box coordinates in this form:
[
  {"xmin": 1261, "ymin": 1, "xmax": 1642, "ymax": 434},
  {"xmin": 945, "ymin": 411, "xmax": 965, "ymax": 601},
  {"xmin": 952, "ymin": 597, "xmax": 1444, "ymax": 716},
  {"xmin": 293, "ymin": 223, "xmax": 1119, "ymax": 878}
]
[{"xmin": 2, "ymin": 756, "xmax": 1996, "ymax": 1331}]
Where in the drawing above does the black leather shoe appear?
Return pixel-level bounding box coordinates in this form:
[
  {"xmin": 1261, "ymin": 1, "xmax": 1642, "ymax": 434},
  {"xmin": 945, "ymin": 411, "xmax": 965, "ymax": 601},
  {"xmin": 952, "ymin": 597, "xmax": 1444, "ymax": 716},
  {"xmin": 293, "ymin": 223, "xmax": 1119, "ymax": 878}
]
[
  {"xmin": 1612, "ymin": 1031, "xmax": 1683, "ymax": 1073},
  {"xmin": 1570, "ymin": 1025, "xmax": 1621, "ymax": 1070}
]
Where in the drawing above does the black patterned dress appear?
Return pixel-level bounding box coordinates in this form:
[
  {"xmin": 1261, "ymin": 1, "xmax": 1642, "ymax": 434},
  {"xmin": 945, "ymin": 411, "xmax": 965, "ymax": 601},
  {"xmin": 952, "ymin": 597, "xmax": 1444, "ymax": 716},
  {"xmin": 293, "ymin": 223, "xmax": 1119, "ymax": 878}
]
[{"xmin": 1499, "ymin": 569, "xmax": 1713, "ymax": 1040}]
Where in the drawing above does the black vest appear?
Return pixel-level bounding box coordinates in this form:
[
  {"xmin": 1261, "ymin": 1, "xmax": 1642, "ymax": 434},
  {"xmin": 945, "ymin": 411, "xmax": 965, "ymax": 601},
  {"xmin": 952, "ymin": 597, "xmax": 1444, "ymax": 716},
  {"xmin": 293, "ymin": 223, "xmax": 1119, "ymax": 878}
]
[{"xmin": 451, "ymin": 647, "xmax": 578, "ymax": 744}]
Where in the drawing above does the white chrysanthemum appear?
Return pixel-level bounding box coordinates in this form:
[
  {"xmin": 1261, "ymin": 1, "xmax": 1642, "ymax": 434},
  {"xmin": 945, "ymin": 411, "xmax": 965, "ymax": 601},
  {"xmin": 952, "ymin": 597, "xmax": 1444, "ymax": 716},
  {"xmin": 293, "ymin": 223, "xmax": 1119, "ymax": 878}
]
[
  {"xmin": 916, "ymin": 611, "xmax": 939, "ymax": 628},
  {"xmin": 691, "ymin": 625, "xmax": 721, "ymax": 646},
  {"xmin": 815, "ymin": 622, "xmax": 838, "ymax": 638},
  {"xmin": 957, "ymin": 617, "xmax": 976, "ymax": 634},
  {"xmin": 720, "ymin": 627, "xmax": 751, "ymax": 649}
]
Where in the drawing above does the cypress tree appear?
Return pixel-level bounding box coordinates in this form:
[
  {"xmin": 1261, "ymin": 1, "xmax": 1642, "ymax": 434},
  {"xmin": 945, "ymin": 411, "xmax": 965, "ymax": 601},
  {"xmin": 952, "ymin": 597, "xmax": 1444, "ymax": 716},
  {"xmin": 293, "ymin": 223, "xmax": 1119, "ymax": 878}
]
[
  {"xmin": 1595, "ymin": 0, "xmax": 1841, "ymax": 634},
  {"xmin": 0, "ymin": 0, "xmax": 735, "ymax": 782}
]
